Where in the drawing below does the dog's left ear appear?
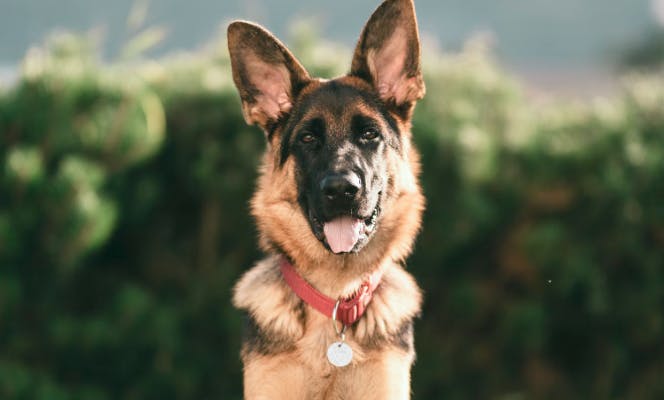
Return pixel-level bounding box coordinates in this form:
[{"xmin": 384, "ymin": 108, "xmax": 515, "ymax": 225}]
[
  {"xmin": 350, "ymin": 0, "xmax": 425, "ymax": 109},
  {"xmin": 227, "ymin": 21, "xmax": 310, "ymax": 132}
]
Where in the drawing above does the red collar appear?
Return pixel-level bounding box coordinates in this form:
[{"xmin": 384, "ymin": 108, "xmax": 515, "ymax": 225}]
[{"xmin": 279, "ymin": 257, "xmax": 383, "ymax": 326}]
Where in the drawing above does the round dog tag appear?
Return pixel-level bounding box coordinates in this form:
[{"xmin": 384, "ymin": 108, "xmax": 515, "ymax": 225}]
[{"xmin": 327, "ymin": 341, "xmax": 353, "ymax": 367}]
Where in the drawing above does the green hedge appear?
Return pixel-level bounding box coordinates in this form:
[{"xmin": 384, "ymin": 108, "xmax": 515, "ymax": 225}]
[{"xmin": 1, "ymin": 32, "xmax": 663, "ymax": 399}]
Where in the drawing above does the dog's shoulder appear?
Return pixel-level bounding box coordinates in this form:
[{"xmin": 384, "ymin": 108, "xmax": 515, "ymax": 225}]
[
  {"xmin": 233, "ymin": 256, "xmax": 306, "ymax": 344},
  {"xmin": 353, "ymin": 263, "xmax": 422, "ymax": 353},
  {"xmin": 375, "ymin": 263, "xmax": 423, "ymax": 326},
  {"xmin": 232, "ymin": 255, "xmax": 283, "ymax": 311}
]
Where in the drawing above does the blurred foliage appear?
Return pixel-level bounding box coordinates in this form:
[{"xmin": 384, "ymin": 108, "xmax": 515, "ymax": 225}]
[
  {"xmin": 620, "ymin": 27, "xmax": 664, "ymax": 70},
  {"xmin": 1, "ymin": 28, "xmax": 663, "ymax": 400}
]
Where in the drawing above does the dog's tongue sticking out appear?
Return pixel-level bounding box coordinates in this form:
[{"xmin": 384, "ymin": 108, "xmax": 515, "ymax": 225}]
[{"xmin": 323, "ymin": 217, "xmax": 363, "ymax": 254}]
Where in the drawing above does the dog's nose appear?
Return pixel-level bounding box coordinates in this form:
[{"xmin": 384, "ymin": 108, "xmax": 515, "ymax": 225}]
[{"xmin": 320, "ymin": 173, "xmax": 361, "ymax": 201}]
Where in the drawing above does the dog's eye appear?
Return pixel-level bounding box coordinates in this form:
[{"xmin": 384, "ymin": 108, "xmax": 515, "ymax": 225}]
[
  {"xmin": 299, "ymin": 133, "xmax": 316, "ymax": 144},
  {"xmin": 361, "ymin": 130, "xmax": 380, "ymax": 141}
]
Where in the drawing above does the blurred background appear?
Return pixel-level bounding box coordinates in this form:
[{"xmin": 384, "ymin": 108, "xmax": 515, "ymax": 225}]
[
  {"xmin": 1, "ymin": 0, "xmax": 663, "ymax": 94},
  {"xmin": 1, "ymin": 0, "xmax": 663, "ymax": 399}
]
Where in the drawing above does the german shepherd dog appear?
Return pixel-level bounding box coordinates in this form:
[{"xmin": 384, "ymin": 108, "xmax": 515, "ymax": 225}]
[{"xmin": 228, "ymin": 0, "xmax": 425, "ymax": 398}]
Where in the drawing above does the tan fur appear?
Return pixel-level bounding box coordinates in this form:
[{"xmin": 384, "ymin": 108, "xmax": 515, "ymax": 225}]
[{"xmin": 228, "ymin": 1, "xmax": 426, "ymax": 398}]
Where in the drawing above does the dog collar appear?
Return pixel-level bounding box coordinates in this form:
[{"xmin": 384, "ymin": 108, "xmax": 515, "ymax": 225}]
[{"xmin": 279, "ymin": 257, "xmax": 383, "ymax": 326}]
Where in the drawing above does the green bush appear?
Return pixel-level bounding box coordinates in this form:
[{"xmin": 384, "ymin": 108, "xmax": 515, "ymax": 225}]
[{"xmin": 0, "ymin": 31, "xmax": 663, "ymax": 399}]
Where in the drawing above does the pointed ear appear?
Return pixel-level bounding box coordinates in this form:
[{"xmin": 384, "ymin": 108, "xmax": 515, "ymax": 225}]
[
  {"xmin": 350, "ymin": 0, "xmax": 425, "ymax": 108},
  {"xmin": 227, "ymin": 21, "xmax": 310, "ymax": 131}
]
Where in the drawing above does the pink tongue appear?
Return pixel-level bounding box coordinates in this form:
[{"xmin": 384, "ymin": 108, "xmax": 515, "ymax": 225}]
[{"xmin": 323, "ymin": 216, "xmax": 363, "ymax": 254}]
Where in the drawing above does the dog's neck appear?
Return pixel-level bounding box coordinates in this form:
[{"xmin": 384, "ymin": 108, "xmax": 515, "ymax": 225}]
[
  {"xmin": 279, "ymin": 257, "xmax": 383, "ymax": 326},
  {"xmin": 283, "ymin": 252, "xmax": 391, "ymax": 299}
]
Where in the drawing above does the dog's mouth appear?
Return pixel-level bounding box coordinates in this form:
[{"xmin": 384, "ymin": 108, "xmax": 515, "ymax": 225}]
[{"xmin": 308, "ymin": 200, "xmax": 381, "ymax": 254}]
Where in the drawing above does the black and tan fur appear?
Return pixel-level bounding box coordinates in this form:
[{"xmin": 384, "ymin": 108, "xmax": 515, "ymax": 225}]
[{"xmin": 228, "ymin": 0, "xmax": 426, "ymax": 398}]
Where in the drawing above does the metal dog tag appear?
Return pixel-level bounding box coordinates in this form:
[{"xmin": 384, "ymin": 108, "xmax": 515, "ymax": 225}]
[{"xmin": 327, "ymin": 341, "xmax": 353, "ymax": 367}]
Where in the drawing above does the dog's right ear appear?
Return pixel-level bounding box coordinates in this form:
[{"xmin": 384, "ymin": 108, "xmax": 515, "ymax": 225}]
[{"xmin": 227, "ymin": 21, "xmax": 310, "ymax": 132}]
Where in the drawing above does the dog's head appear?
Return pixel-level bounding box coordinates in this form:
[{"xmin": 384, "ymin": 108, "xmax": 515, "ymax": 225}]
[{"xmin": 228, "ymin": 0, "xmax": 425, "ymax": 268}]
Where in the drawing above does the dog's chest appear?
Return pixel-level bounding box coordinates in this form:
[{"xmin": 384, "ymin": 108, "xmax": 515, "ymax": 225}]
[
  {"xmin": 290, "ymin": 313, "xmax": 369, "ymax": 392},
  {"xmin": 298, "ymin": 313, "xmax": 365, "ymax": 363}
]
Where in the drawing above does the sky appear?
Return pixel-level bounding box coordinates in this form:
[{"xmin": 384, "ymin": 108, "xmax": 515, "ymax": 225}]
[{"xmin": 0, "ymin": 0, "xmax": 659, "ymax": 93}]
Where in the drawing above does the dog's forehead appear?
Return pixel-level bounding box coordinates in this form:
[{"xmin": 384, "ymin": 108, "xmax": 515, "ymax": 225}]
[{"xmin": 294, "ymin": 78, "xmax": 383, "ymax": 134}]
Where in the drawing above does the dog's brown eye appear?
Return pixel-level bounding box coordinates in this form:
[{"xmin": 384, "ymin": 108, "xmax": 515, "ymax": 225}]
[
  {"xmin": 300, "ymin": 133, "xmax": 316, "ymax": 144},
  {"xmin": 361, "ymin": 130, "xmax": 380, "ymax": 141}
]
